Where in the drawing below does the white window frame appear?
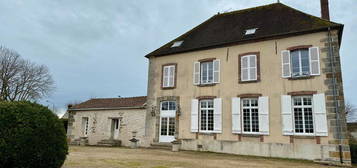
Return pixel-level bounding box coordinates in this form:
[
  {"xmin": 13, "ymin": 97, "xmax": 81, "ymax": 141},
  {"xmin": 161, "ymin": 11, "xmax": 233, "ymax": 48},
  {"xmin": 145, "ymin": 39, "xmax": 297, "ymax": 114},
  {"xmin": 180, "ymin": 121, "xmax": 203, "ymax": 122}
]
[
  {"xmin": 292, "ymin": 96, "xmax": 315, "ymax": 136},
  {"xmin": 200, "ymin": 61, "xmax": 214, "ymax": 84},
  {"xmin": 290, "ymin": 49, "xmax": 310, "ymax": 77},
  {"xmin": 82, "ymin": 117, "xmax": 89, "ymax": 137},
  {"xmin": 199, "ymin": 99, "xmax": 215, "ymax": 133},
  {"xmin": 162, "ymin": 65, "xmax": 175, "ymax": 88},
  {"xmin": 241, "ymin": 98, "xmax": 259, "ymax": 134},
  {"xmin": 241, "ymin": 55, "xmax": 257, "ymax": 81}
]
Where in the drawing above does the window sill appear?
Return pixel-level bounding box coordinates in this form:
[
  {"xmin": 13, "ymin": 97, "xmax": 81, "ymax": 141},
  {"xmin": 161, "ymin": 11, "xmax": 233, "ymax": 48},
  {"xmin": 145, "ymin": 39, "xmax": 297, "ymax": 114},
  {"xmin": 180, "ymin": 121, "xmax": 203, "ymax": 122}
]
[
  {"xmin": 161, "ymin": 86, "xmax": 176, "ymax": 90},
  {"xmin": 287, "ymin": 76, "xmax": 315, "ymax": 80},
  {"xmin": 198, "ymin": 131, "xmax": 219, "ymax": 135},
  {"xmin": 241, "ymin": 134, "xmax": 262, "ymax": 137},
  {"xmin": 239, "ymin": 80, "xmax": 260, "ymax": 84},
  {"xmin": 197, "ymin": 83, "xmax": 216, "ymax": 87},
  {"xmin": 291, "ymin": 134, "xmax": 316, "ymax": 138}
]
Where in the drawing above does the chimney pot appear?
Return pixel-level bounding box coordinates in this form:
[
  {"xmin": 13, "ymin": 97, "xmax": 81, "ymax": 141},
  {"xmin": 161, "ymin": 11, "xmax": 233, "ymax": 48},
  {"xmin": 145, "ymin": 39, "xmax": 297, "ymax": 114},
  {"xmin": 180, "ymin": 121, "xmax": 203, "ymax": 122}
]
[{"xmin": 321, "ymin": 0, "xmax": 330, "ymax": 20}]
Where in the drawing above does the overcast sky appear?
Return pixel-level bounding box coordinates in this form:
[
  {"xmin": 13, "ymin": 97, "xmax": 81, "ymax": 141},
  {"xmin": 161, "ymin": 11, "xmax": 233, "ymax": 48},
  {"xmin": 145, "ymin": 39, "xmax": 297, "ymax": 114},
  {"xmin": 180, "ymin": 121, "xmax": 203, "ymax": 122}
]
[{"xmin": 0, "ymin": 0, "xmax": 355, "ymax": 117}]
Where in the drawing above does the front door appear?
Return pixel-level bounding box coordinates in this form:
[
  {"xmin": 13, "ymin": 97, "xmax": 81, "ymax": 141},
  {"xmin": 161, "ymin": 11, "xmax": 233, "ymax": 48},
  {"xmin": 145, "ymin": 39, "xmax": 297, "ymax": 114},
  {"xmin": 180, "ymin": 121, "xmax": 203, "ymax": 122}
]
[
  {"xmin": 159, "ymin": 101, "xmax": 176, "ymax": 142},
  {"xmin": 111, "ymin": 119, "xmax": 120, "ymax": 140}
]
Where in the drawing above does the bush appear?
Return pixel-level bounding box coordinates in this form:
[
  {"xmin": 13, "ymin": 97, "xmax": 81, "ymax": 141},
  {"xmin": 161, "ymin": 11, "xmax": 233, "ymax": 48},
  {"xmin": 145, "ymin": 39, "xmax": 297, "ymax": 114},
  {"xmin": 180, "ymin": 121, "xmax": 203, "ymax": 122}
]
[
  {"xmin": 0, "ymin": 101, "xmax": 68, "ymax": 168},
  {"xmin": 350, "ymin": 144, "xmax": 357, "ymax": 164}
]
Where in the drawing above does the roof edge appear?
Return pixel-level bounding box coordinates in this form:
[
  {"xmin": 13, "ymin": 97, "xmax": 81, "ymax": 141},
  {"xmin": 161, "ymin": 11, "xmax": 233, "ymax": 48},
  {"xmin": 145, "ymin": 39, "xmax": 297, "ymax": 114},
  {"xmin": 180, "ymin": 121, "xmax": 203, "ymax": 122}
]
[{"xmin": 69, "ymin": 106, "xmax": 146, "ymax": 111}]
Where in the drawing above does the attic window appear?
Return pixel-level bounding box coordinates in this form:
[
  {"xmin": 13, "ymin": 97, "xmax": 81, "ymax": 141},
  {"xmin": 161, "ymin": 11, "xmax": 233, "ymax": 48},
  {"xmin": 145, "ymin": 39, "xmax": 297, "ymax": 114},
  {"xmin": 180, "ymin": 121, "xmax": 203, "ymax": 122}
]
[
  {"xmin": 171, "ymin": 41, "xmax": 183, "ymax": 48},
  {"xmin": 245, "ymin": 28, "xmax": 258, "ymax": 35}
]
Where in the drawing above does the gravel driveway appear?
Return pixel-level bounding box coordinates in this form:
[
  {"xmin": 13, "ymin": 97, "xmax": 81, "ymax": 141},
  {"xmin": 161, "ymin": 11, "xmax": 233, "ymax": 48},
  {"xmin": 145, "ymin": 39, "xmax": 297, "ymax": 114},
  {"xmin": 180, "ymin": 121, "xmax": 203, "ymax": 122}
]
[{"xmin": 63, "ymin": 146, "xmax": 341, "ymax": 168}]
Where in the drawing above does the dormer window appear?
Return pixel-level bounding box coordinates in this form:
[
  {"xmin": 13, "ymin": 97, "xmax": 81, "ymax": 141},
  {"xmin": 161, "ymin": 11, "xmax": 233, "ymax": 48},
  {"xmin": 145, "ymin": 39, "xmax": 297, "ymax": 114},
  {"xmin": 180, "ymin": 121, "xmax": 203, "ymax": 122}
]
[
  {"xmin": 245, "ymin": 28, "xmax": 258, "ymax": 35},
  {"xmin": 171, "ymin": 41, "xmax": 183, "ymax": 48}
]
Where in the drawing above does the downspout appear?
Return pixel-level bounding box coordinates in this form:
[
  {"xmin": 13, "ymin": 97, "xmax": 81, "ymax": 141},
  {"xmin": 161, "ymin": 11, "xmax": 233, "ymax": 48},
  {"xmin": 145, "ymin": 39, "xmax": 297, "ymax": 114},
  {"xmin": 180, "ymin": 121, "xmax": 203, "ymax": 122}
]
[{"xmin": 327, "ymin": 27, "xmax": 343, "ymax": 163}]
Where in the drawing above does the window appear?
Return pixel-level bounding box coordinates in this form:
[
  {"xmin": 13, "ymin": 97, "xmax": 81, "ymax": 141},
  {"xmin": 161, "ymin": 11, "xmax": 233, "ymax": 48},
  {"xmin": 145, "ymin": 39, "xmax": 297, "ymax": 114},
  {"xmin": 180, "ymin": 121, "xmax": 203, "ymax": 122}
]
[
  {"xmin": 242, "ymin": 98, "xmax": 259, "ymax": 133},
  {"xmin": 281, "ymin": 47, "xmax": 320, "ymax": 78},
  {"xmin": 171, "ymin": 41, "xmax": 183, "ymax": 47},
  {"xmin": 200, "ymin": 62, "xmax": 213, "ymax": 84},
  {"xmin": 291, "ymin": 49, "xmax": 309, "ymax": 77},
  {"xmin": 245, "ymin": 28, "xmax": 258, "ymax": 35},
  {"xmin": 292, "ymin": 96, "xmax": 314, "ymax": 134},
  {"xmin": 162, "ymin": 64, "xmax": 176, "ymax": 88},
  {"xmin": 193, "ymin": 60, "xmax": 220, "ymax": 85},
  {"xmin": 161, "ymin": 101, "xmax": 176, "ymax": 111},
  {"xmin": 82, "ymin": 117, "xmax": 89, "ymax": 137},
  {"xmin": 239, "ymin": 53, "xmax": 259, "ymax": 82},
  {"xmin": 199, "ymin": 99, "xmax": 214, "ymax": 132}
]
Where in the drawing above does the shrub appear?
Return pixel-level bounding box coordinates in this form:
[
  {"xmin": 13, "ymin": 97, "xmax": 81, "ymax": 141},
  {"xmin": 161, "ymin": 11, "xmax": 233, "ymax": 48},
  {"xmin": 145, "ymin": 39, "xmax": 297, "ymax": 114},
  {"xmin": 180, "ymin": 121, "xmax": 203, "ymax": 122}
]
[
  {"xmin": 0, "ymin": 101, "xmax": 68, "ymax": 168},
  {"xmin": 350, "ymin": 144, "xmax": 357, "ymax": 164}
]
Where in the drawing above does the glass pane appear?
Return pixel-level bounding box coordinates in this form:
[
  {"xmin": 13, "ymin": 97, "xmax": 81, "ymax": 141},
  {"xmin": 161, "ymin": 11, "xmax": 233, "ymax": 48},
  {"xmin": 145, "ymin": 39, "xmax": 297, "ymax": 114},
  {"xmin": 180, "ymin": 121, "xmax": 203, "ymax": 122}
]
[
  {"xmin": 243, "ymin": 108, "xmax": 251, "ymax": 132},
  {"xmin": 304, "ymin": 108, "xmax": 314, "ymax": 133},
  {"xmin": 291, "ymin": 50, "xmax": 300, "ymax": 75},
  {"xmin": 300, "ymin": 49, "xmax": 309, "ymax": 75},
  {"xmin": 294, "ymin": 108, "xmax": 304, "ymax": 133},
  {"xmin": 207, "ymin": 110, "xmax": 214, "ymax": 131},
  {"xmin": 161, "ymin": 118, "xmax": 168, "ymax": 135},
  {"xmin": 293, "ymin": 97, "xmax": 302, "ymax": 106},
  {"xmin": 208, "ymin": 62, "xmax": 213, "ymax": 82},
  {"xmin": 161, "ymin": 102, "xmax": 168, "ymax": 110},
  {"xmin": 207, "ymin": 100, "xmax": 213, "ymax": 108},
  {"xmin": 249, "ymin": 56, "xmax": 256, "ymax": 67},
  {"xmin": 241, "ymin": 57, "xmax": 248, "ymax": 68},
  {"xmin": 169, "ymin": 101, "xmax": 176, "ymax": 110},
  {"xmin": 251, "ymin": 108, "xmax": 259, "ymax": 132},
  {"xmin": 249, "ymin": 67, "xmax": 256, "ymax": 80},
  {"xmin": 303, "ymin": 97, "xmax": 312, "ymax": 106},
  {"xmin": 200, "ymin": 110, "xmax": 207, "ymax": 131},
  {"xmin": 200, "ymin": 101, "xmax": 206, "ymax": 108},
  {"xmin": 201, "ymin": 62, "xmax": 208, "ymax": 83},
  {"xmin": 168, "ymin": 118, "xmax": 175, "ymax": 136},
  {"xmin": 243, "ymin": 100, "xmax": 250, "ymax": 107},
  {"xmin": 251, "ymin": 99, "xmax": 258, "ymax": 107}
]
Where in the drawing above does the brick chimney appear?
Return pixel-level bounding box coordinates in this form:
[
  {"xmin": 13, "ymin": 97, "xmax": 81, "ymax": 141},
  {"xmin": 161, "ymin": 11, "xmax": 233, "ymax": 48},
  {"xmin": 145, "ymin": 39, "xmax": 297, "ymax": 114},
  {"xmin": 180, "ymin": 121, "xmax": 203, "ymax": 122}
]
[{"xmin": 321, "ymin": 0, "xmax": 330, "ymax": 20}]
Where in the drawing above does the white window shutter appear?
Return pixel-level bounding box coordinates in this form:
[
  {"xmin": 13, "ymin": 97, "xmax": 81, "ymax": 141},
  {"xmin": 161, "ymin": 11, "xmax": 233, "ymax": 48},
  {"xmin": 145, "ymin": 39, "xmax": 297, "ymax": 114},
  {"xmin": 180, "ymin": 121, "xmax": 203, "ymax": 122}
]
[
  {"xmin": 163, "ymin": 66, "xmax": 169, "ymax": 87},
  {"xmin": 169, "ymin": 66, "xmax": 175, "ymax": 87},
  {"xmin": 241, "ymin": 56, "xmax": 249, "ymax": 81},
  {"xmin": 213, "ymin": 98, "xmax": 222, "ymax": 133},
  {"xmin": 281, "ymin": 50, "xmax": 291, "ymax": 78},
  {"xmin": 258, "ymin": 96, "xmax": 269, "ymax": 135},
  {"xmin": 313, "ymin": 93, "xmax": 328, "ymax": 136},
  {"xmin": 249, "ymin": 55, "xmax": 257, "ymax": 80},
  {"xmin": 191, "ymin": 99, "xmax": 199, "ymax": 132},
  {"xmin": 309, "ymin": 47, "xmax": 320, "ymax": 76},
  {"xmin": 281, "ymin": 95, "xmax": 293, "ymax": 135},
  {"xmin": 213, "ymin": 59, "xmax": 220, "ymax": 83},
  {"xmin": 232, "ymin": 97, "xmax": 241, "ymax": 134},
  {"xmin": 193, "ymin": 62, "xmax": 200, "ymax": 85}
]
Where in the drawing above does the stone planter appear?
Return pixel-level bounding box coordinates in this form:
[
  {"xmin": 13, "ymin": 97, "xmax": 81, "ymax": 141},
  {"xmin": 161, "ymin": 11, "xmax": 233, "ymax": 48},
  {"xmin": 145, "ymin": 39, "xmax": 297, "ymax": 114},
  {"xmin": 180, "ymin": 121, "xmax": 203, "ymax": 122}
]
[
  {"xmin": 129, "ymin": 138, "xmax": 139, "ymax": 149},
  {"xmin": 171, "ymin": 140, "xmax": 181, "ymax": 152}
]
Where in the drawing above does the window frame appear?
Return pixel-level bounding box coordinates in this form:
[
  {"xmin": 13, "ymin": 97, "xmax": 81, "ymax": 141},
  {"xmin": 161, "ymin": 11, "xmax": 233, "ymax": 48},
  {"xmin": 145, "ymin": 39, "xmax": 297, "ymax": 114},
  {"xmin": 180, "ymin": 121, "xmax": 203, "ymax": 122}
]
[
  {"xmin": 238, "ymin": 52, "xmax": 260, "ymax": 83},
  {"xmin": 82, "ymin": 117, "xmax": 89, "ymax": 137},
  {"xmin": 290, "ymin": 49, "xmax": 310, "ymax": 77},
  {"xmin": 200, "ymin": 61, "xmax": 214, "ymax": 85},
  {"xmin": 199, "ymin": 99, "xmax": 215, "ymax": 133},
  {"xmin": 292, "ymin": 96, "xmax": 315, "ymax": 136},
  {"xmin": 161, "ymin": 63, "xmax": 177, "ymax": 89},
  {"xmin": 241, "ymin": 98, "xmax": 260, "ymax": 134}
]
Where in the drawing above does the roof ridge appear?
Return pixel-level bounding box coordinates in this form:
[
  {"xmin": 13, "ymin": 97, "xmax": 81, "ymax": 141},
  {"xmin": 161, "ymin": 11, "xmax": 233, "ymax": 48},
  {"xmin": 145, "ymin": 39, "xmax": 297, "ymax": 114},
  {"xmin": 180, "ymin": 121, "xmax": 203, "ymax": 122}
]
[
  {"xmin": 216, "ymin": 2, "xmax": 279, "ymax": 17},
  {"xmin": 90, "ymin": 96, "xmax": 146, "ymax": 100}
]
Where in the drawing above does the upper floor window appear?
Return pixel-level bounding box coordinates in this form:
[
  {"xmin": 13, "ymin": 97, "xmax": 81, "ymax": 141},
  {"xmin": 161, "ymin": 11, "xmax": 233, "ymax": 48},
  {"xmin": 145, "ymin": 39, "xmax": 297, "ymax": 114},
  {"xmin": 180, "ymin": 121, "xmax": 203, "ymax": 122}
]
[
  {"xmin": 281, "ymin": 47, "xmax": 320, "ymax": 78},
  {"xmin": 239, "ymin": 52, "xmax": 260, "ymax": 83},
  {"xmin": 162, "ymin": 64, "xmax": 176, "ymax": 89},
  {"xmin": 292, "ymin": 96, "xmax": 314, "ymax": 134},
  {"xmin": 193, "ymin": 59, "xmax": 220, "ymax": 85}
]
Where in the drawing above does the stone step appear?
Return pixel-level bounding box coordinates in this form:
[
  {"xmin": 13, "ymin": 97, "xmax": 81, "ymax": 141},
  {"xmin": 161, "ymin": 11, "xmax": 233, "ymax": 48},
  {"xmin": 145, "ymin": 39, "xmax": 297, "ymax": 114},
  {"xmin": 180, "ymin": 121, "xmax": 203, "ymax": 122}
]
[
  {"xmin": 149, "ymin": 142, "xmax": 172, "ymax": 150},
  {"xmin": 97, "ymin": 139, "xmax": 121, "ymax": 147}
]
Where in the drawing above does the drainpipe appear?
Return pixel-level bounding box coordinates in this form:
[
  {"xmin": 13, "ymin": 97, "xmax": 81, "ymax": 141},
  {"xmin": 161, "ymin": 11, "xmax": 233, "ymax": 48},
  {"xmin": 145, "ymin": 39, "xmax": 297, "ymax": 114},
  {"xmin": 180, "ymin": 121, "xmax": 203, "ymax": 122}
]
[{"xmin": 327, "ymin": 27, "xmax": 343, "ymax": 163}]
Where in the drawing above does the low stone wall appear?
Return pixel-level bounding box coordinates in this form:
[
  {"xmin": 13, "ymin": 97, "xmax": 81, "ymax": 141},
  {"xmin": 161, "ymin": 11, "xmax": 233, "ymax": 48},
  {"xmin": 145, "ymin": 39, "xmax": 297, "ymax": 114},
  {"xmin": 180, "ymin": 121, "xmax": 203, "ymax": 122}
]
[{"xmin": 181, "ymin": 139, "xmax": 344, "ymax": 162}]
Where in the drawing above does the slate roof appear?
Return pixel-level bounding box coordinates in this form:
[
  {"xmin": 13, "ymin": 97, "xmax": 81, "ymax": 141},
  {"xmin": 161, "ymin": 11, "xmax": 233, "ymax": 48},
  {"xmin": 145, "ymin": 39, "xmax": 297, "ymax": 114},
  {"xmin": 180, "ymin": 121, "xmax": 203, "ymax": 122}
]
[
  {"xmin": 70, "ymin": 96, "xmax": 147, "ymax": 110},
  {"xmin": 146, "ymin": 3, "xmax": 343, "ymax": 57}
]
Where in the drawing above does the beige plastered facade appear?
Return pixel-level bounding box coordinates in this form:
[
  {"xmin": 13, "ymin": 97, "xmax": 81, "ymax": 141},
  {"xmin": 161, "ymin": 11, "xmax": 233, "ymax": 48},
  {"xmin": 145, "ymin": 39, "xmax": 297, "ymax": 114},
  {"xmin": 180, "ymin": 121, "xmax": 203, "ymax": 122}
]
[{"xmin": 145, "ymin": 30, "xmax": 350, "ymax": 163}]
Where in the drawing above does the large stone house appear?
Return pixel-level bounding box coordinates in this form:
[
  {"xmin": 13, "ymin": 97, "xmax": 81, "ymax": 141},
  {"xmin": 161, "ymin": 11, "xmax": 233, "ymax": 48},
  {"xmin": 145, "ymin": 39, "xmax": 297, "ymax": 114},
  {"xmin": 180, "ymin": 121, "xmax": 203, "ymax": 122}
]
[
  {"xmin": 145, "ymin": 1, "xmax": 349, "ymax": 164},
  {"xmin": 67, "ymin": 1, "xmax": 350, "ymax": 165}
]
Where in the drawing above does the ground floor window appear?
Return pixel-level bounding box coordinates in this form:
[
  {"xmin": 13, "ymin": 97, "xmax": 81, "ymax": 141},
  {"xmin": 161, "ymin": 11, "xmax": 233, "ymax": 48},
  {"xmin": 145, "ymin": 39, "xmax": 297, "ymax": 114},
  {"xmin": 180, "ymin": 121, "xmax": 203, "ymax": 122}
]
[
  {"xmin": 199, "ymin": 99, "xmax": 214, "ymax": 131},
  {"xmin": 242, "ymin": 98, "xmax": 259, "ymax": 133},
  {"xmin": 293, "ymin": 96, "xmax": 314, "ymax": 134}
]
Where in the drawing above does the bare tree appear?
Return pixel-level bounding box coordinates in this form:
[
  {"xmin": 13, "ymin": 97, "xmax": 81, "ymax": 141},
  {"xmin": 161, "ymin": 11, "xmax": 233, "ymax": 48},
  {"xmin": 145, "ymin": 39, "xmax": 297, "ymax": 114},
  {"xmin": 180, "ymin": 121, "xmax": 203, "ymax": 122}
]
[
  {"xmin": 0, "ymin": 46, "xmax": 54, "ymax": 101},
  {"xmin": 346, "ymin": 102, "xmax": 357, "ymax": 114}
]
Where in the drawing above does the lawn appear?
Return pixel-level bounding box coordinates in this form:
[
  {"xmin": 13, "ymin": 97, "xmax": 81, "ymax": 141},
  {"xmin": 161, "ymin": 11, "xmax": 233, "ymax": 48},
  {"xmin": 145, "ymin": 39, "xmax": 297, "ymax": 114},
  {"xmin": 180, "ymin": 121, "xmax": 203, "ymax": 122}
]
[{"xmin": 63, "ymin": 146, "xmax": 341, "ymax": 168}]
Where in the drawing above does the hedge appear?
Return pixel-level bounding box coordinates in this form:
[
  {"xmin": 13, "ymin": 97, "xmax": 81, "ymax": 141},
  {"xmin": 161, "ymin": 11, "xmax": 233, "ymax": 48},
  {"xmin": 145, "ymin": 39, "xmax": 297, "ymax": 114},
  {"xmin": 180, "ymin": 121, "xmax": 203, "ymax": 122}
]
[{"xmin": 0, "ymin": 101, "xmax": 68, "ymax": 168}]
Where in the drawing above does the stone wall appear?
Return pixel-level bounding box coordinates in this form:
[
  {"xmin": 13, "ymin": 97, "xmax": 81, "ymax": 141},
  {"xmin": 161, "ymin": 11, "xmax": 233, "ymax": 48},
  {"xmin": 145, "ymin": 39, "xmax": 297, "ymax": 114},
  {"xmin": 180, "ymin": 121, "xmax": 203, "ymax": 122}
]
[
  {"xmin": 321, "ymin": 30, "xmax": 350, "ymax": 164},
  {"xmin": 67, "ymin": 108, "xmax": 150, "ymax": 147}
]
